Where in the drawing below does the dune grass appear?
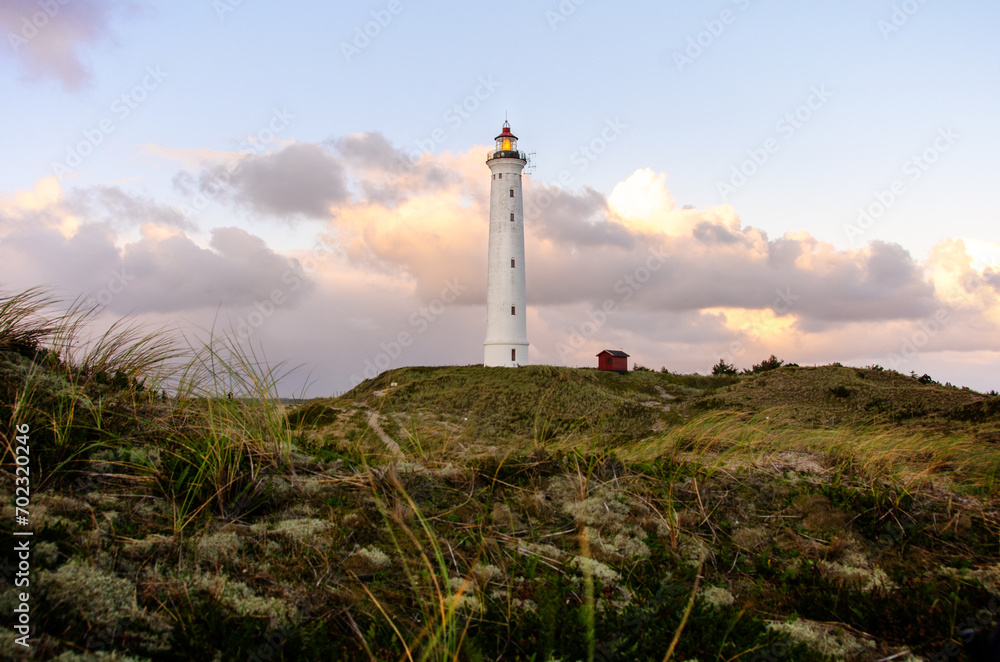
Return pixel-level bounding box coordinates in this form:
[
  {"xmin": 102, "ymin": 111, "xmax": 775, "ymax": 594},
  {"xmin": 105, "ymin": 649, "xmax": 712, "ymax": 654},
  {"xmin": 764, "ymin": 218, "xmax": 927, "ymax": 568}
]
[
  {"xmin": 2, "ymin": 288, "xmax": 999, "ymax": 660},
  {"xmin": 0, "ymin": 289, "xmax": 293, "ymax": 534},
  {"xmin": 617, "ymin": 409, "xmax": 1000, "ymax": 497}
]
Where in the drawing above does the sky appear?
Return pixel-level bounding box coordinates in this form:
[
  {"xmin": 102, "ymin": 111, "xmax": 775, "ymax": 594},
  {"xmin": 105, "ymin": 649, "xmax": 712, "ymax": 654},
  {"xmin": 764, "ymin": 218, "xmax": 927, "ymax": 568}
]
[{"xmin": 1, "ymin": 0, "xmax": 999, "ymax": 396}]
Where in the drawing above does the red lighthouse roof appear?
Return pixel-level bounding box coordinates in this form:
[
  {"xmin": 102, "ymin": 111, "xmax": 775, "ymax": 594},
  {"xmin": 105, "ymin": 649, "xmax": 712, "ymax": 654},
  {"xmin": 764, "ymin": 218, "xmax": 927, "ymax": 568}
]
[{"xmin": 495, "ymin": 121, "xmax": 517, "ymax": 141}]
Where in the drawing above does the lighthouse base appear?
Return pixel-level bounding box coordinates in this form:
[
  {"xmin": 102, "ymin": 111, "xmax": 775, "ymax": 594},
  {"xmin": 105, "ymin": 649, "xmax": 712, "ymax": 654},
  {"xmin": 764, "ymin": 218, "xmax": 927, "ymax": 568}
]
[{"xmin": 484, "ymin": 342, "xmax": 530, "ymax": 368}]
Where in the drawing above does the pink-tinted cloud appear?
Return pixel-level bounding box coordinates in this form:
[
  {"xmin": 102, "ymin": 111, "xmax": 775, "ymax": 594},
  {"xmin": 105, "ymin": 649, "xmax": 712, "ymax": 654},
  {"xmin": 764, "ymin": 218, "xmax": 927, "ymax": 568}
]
[
  {"xmin": 0, "ymin": 182, "xmax": 313, "ymax": 314},
  {"xmin": 0, "ymin": 0, "xmax": 137, "ymax": 91},
  {"xmin": 3, "ymin": 138, "xmax": 999, "ymax": 394}
]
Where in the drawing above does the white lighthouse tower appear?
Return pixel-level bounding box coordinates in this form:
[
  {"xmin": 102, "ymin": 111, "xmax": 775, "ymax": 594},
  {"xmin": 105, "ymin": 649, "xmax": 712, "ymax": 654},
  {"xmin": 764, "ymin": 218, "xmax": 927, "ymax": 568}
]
[{"xmin": 484, "ymin": 121, "xmax": 529, "ymax": 367}]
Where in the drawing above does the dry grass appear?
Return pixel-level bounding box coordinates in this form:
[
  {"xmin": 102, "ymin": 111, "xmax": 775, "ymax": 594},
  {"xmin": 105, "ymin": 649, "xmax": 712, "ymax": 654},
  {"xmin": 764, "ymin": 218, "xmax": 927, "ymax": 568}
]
[
  {"xmin": 618, "ymin": 409, "xmax": 1000, "ymax": 496},
  {"xmin": 4, "ymin": 289, "xmax": 999, "ymax": 660}
]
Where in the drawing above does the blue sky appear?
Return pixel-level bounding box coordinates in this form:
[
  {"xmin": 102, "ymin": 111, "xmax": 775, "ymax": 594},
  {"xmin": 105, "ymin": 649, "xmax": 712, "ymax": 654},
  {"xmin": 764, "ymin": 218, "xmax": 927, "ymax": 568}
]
[{"xmin": 2, "ymin": 1, "xmax": 999, "ymax": 394}]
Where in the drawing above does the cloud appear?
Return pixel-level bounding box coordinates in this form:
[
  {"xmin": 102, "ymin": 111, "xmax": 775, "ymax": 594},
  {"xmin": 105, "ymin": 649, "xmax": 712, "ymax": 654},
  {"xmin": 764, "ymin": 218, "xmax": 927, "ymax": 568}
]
[
  {"xmin": 0, "ymin": 222, "xmax": 119, "ymax": 295},
  {"xmin": 115, "ymin": 226, "xmax": 314, "ymax": 313},
  {"xmin": 0, "ymin": 0, "xmax": 138, "ymax": 91},
  {"xmin": 692, "ymin": 221, "xmax": 747, "ymax": 246},
  {"xmin": 326, "ymin": 132, "xmax": 460, "ymax": 208},
  {"xmin": 527, "ymin": 184, "xmax": 634, "ymax": 249},
  {"xmin": 0, "ymin": 222, "xmax": 313, "ymax": 315},
  {"xmin": 328, "ymin": 132, "xmax": 410, "ymax": 174},
  {"xmin": 181, "ymin": 143, "xmax": 350, "ymax": 219},
  {"xmin": 2, "ymin": 140, "xmax": 999, "ymax": 395},
  {"xmin": 0, "ymin": 176, "xmax": 80, "ymax": 238},
  {"xmin": 141, "ymin": 144, "xmax": 237, "ymax": 169},
  {"xmin": 68, "ymin": 186, "xmax": 194, "ymax": 231},
  {"xmin": 0, "ymin": 178, "xmax": 313, "ymax": 314},
  {"xmin": 208, "ymin": 140, "xmax": 944, "ymax": 331},
  {"xmin": 173, "ymin": 134, "xmax": 466, "ymax": 222},
  {"xmin": 607, "ymin": 168, "xmax": 676, "ymax": 231}
]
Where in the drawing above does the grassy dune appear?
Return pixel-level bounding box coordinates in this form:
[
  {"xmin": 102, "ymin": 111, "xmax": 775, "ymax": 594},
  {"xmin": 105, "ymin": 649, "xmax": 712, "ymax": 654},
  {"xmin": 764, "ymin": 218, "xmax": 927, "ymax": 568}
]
[{"xmin": 1, "ymin": 290, "xmax": 998, "ymax": 661}]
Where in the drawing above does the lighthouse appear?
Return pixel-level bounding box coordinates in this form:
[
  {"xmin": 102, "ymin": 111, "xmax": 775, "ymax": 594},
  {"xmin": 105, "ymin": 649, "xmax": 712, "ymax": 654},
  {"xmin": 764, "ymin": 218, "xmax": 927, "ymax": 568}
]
[{"xmin": 484, "ymin": 121, "xmax": 529, "ymax": 367}]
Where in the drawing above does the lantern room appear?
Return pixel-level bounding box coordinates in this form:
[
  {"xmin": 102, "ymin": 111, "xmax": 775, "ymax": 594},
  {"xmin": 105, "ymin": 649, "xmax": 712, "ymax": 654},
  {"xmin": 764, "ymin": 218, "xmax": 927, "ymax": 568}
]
[{"xmin": 495, "ymin": 121, "xmax": 518, "ymax": 154}]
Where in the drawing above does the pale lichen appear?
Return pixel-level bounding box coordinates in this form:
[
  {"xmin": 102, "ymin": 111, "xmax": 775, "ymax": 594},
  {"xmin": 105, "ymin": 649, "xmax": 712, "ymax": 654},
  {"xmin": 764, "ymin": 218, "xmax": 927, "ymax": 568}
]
[
  {"xmin": 40, "ymin": 559, "xmax": 144, "ymax": 629},
  {"xmin": 700, "ymin": 585, "xmax": 736, "ymax": 609},
  {"xmin": 196, "ymin": 531, "xmax": 242, "ymax": 565},
  {"xmin": 607, "ymin": 526, "xmax": 651, "ymax": 561},
  {"xmin": 678, "ymin": 534, "xmax": 713, "ymax": 568},
  {"xmin": 446, "ymin": 576, "xmax": 481, "ymax": 613},
  {"xmin": 52, "ymin": 651, "xmax": 150, "ymax": 661},
  {"xmin": 511, "ymin": 598, "xmax": 538, "ymax": 614},
  {"xmin": 492, "ymin": 503, "xmax": 525, "ymax": 530},
  {"xmin": 561, "ymin": 494, "xmax": 630, "ymax": 528},
  {"xmin": 517, "ymin": 542, "xmax": 568, "ymax": 562},
  {"xmin": 768, "ymin": 617, "xmax": 876, "ymax": 657},
  {"xmin": 473, "ymin": 562, "xmax": 504, "ymax": 583},
  {"xmin": 268, "ymin": 517, "xmax": 332, "ymax": 544},
  {"xmin": 568, "ymin": 555, "xmax": 621, "ymax": 584},
  {"xmin": 353, "ymin": 545, "xmax": 392, "ymax": 570},
  {"xmin": 560, "ymin": 490, "xmax": 651, "ymax": 562},
  {"xmin": 820, "ymin": 561, "xmax": 894, "ymax": 592},
  {"xmin": 188, "ymin": 572, "xmax": 293, "ymax": 627},
  {"xmin": 567, "ymin": 555, "xmax": 635, "ymax": 612},
  {"xmin": 933, "ymin": 565, "xmax": 1000, "ymax": 594}
]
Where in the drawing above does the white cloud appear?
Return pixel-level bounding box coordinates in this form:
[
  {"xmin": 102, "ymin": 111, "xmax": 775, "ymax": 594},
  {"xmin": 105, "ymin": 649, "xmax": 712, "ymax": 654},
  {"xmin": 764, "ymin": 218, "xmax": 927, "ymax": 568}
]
[{"xmin": 2, "ymin": 138, "xmax": 998, "ymax": 395}]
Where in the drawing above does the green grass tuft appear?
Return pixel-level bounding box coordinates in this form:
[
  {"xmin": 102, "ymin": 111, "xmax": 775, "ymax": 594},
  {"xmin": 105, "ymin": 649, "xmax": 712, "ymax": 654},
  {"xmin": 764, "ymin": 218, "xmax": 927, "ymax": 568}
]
[{"xmin": 3, "ymin": 288, "xmax": 999, "ymax": 660}]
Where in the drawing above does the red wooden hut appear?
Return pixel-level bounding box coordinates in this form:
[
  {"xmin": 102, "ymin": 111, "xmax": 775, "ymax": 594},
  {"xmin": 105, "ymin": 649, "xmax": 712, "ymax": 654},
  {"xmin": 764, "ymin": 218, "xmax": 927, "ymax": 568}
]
[{"xmin": 597, "ymin": 350, "xmax": 629, "ymax": 374}]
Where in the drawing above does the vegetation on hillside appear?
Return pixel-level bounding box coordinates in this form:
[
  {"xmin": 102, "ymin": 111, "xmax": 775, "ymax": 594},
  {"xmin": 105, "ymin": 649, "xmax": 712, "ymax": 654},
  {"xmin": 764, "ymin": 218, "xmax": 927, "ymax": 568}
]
[{"xmin": 1, "ymin": 289, "xmax": 998, "ymax": 661}]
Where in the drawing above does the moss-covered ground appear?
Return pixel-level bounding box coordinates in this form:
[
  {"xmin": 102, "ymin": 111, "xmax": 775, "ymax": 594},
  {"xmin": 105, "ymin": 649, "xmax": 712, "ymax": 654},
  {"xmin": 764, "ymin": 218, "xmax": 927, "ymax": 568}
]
[{"xmin": 1, "ymin": 292, "xmax": 998, "ymax": 660}]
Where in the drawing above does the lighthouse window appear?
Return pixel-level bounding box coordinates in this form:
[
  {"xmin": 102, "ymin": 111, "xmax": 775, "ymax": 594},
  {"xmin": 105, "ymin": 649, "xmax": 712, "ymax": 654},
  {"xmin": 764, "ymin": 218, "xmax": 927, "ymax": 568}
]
[
  {"xmin": 511, "ymin": 306, "xmax": 516, "ymax": 315},
  {"xmin": 509, "ymin": 188, "xmax": 514, "ymax": 198},
  {"xmin": 512, "ymin": 349, "xmax": 516, "ymax": 361},
  {"xmin": 498, "ymin": 173, "xmax": 502, "ymax": 179},
  {"xmin": 510, "ymin": 213, "xmax": 514, "ymax": 222},
  {"xmin": 511, "ymin": 258, "xmax": 515, "ymax": 268}
]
